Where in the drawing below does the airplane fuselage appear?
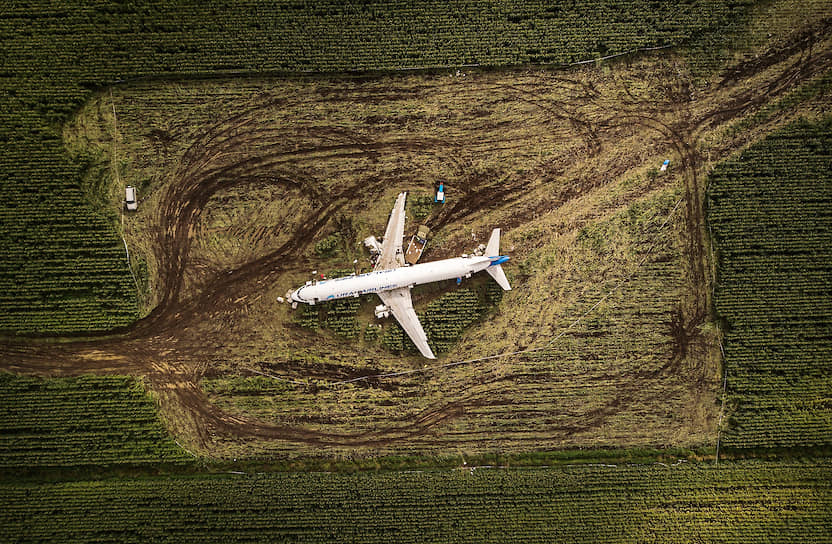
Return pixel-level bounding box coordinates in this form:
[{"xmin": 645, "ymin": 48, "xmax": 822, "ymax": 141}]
[{"xmin": 291, "ymin": 255, "xmax": 508, "ymax": 304}]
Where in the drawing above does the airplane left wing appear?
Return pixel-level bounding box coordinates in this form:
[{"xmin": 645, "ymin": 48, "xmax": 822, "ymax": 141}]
[
  {"xmin": 378, "ymin": 287, "xmax": 436, "ymax": 359},
  {"xmin": 375, "ymin": 192, "xmax": 407, "ymax": 271}
]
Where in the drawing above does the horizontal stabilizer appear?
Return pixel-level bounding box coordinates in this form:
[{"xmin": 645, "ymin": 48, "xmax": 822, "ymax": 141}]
[{"xmin": 487, "ymin": 264, "xmax": 511, "ymax": 291}]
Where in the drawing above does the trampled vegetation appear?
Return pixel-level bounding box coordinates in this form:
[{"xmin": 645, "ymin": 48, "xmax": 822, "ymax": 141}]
[
  {"xmin": 1, "ymin": 462, "xmax": 829, "ymax": 543},
  {"xmin": 0, "ymin": 373, "xmax": 191, "ymax": 470},
  {"xmin": 0, "ymin": 0, "xmax": 751, "ymax": 335},
  {"xmin": 195, "ymin": 187, "xmax": 717, "ymax": 455},
  {"xmin": 1, "ymin": 0, "xmax": 829, "ymax": 458},
  {"xmin": 708, "ymin": 117, "xmax": 832, "ymax": 448},
  {"xmin": 2, "ymin": 1, "xmax": 832, "ymax": 540}
]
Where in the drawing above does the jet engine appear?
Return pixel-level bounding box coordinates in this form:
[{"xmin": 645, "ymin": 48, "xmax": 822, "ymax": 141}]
[
  {"xmin": 363, "ymin": 236, "xmax": 382, "ymax": 255},
  {"xmin": 374, "ymin": 304, "xmax": 390, "ymax": 319}
]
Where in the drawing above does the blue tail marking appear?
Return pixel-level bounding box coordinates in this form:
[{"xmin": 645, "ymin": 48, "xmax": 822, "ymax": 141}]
[{"xmin": 488, "ymin": 255, "xmax": 510, "ymax": 266}]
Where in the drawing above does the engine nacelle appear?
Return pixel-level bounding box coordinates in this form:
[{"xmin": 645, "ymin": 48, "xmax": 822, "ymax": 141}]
[
  {"xmin": 363, "ymin": 236, "xmax": 382, "ymax": 255},
  {"xmin": 374, "ymin": 304, "xmax": 390, "ymax": 319}
]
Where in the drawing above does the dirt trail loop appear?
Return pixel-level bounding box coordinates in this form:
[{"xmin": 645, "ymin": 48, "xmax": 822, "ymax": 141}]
[{"xmin": 2, "ymin": 25, "xmax": 831, "ymax": 450}]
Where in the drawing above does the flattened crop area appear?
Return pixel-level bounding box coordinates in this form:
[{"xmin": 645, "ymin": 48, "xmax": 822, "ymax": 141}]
[{"xmin": 4, "ymin": 24, "xmax": 832, "ymax": 457}]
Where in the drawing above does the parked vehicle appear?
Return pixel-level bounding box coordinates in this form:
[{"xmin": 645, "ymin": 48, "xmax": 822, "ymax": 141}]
[
  {"xmin": 125, "ymin": 186, "xmax": 138, "ymax": 211},
  {"xmin": 435, "ymin": 182, "xmax": 445, "ymax": 203},
  {"xmin": 405, "ymin": 225, "xmax": 431, "ymax": 265}
]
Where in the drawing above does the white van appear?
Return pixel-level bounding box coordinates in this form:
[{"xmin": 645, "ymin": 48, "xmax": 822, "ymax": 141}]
[{"xmin": 125, "ymin": 186, "xmax": 137, "ymax": 211}]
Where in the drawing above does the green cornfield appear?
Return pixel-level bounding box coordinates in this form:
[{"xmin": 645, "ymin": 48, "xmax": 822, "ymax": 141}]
[
  {"xmin": 0, "ymin": 373, "xmax": 191, "ymax": 469},
  {"xmin": 1, "ymin": 461, "xmax": 829, "ymax": 543},
  {"xmin": 707, "ymin": 117, "xmax": 832, "ymax": 448},
  {"xmin": 0, "ymin": 0, "xmax": 751, "ymax": 334}
]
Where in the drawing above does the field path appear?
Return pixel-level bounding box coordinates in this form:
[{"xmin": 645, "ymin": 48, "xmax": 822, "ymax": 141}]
[{"xmin": 2, "ymin": 23, "xmax": 831, "ymax": 452}]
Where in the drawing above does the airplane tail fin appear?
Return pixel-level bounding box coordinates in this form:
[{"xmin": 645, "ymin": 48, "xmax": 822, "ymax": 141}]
[
  {"xmin": 485, "ymin": 228, "xmax": 501, "ymax": 256},
  {"xmin": 485, "ymin": 228, "xmax": 511, "ymax": 291}
]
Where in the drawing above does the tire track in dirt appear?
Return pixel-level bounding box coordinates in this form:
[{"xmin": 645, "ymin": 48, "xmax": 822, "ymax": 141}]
[{"xmin": 2, "ymin": 27, "xmax": 831, "ymax": 450}]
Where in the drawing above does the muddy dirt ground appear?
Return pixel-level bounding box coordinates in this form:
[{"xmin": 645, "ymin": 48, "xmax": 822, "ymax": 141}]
[{"xmin": 2, "ymin": 21, "xmax": 831, "ymax": 456}]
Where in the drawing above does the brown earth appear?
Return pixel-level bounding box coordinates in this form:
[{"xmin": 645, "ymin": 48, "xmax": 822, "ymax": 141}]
[{"xmin": 2, "ymin": 20, "xmax": 831, "ymax": 454}]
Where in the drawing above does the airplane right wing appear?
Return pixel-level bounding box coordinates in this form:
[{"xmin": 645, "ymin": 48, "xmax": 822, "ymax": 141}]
[
  {"xmin": 375, "ymin": 192, "xmax": 407, "ymax": 271},
  {"xmin": 378, "ymin": 287, "xmax": 436, "ymax": 359}
]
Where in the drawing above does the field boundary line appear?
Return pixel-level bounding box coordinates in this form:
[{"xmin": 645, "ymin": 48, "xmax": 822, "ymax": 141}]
[
  {"xmin": 715, "ymin": 340, "xmax": 728, "ymax": 466},
  {"xmin": 111, "ymin": 90, "xmax": 140, "ymax": 294},
  {"xmin": 174, "ymin": 439, "xmax": 199, "ymax": 458},
  {"xmin": 295, "ymin": 44, "xmax": 676, "ymax": 74},
  {"xmin": 106, "ymin": 45, "xmax": 675, "ymax": 87},
  {"xmin": 109, "ymin": 88, "xmax": 121, "ymax": 186}
]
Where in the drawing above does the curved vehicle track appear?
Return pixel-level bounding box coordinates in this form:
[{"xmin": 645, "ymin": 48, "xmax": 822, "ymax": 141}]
[{"xmin": 2, "ymin": 24, "xmax": 831, "ymax": 451}]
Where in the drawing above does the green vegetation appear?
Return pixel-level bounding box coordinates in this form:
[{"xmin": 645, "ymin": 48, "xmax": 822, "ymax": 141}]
[
  {"xmin": 409, "ymin": 193, "xmax": 436, "ymax": 222},
  {"xmin": 0, "ymin": 373, "xmax": 191, "ymax": 471},
  {"xmin": 1, "ymin": 461, "xmax": 829, "ymax": 543},
  {"xmin": 0, "ymin": 173, "xmax": 139, "ymax": 333},
  {"xmin": 323, "ymin": 297, "xmax": 361, "ymax": 340},
  {"xmin": 291, "ymin": 302, "xmax": 319, "ymax": 330},
  {"xmin": 707, "ymin": 117, "xmax": 832, "ymax": 448},
  {"xmin": 422, "ymin": 289, "xmax": 486, "ymax": 353},
  {"xmin": 382, "ymin": 288, "xmax": 487, "ymax": 354},
  {"xmin": 0, "ymin": 0, "xmax": 752, "ymax": 335},
  {"xmin": 293, "ymin": 286, "xmax": 495, "ymax": 355},
  {"xmin": 313, "ymin": 234, "xmax": 342, "ymax": 258},
  {"xmin": 3, "ymin": 3, "xmax": 832, "ymax": 539}
]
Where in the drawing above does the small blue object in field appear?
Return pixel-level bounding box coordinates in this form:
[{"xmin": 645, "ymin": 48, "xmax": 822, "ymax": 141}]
[
  {"xmin": 435, "ymin": 183, "xmax": 445, "ymax": 203},
  {"xmin": 660, "ymin": 159, "xmax": 670, "ymax": 172}
]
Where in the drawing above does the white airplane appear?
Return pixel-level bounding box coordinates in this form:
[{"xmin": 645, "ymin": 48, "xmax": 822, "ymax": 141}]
[{"xmin": 290, "ymin": 192, "xmax": 511, "ymax": 359}]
